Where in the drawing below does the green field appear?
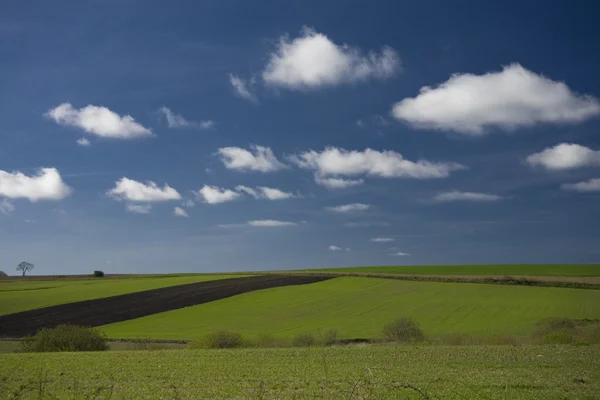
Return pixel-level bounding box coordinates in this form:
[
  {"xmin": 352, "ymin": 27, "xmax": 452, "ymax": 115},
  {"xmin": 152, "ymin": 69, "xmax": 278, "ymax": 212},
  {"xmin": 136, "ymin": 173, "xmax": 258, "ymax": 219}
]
[
  {"xmin": 0, "ymin": 274, "xmax": 243, "ymax": 316},
  {"xmin": 101, "ymin": 277, "xmax": 600, "ymax": 340},
  {"xmin": 1, "ymin": 346, "xmax": 598, "ymax": 399},
  {"xmin": 312, "ymin": 264, "xmax": 600, "ymax": 276}
]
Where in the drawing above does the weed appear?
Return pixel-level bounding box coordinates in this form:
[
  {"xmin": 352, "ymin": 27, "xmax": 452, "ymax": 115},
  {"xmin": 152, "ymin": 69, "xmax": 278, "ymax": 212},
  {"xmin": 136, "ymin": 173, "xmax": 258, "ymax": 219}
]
[
  {"xmin": 292, "ymin": 332, "xmax": 317, "ymax": 347},
  {"xmin": 382, "ymin": 317, "xmax": 425, "ymax": 343},
  {"xmin": 188, "ymin": 331, "xmax": 247, "ymax": 349}
]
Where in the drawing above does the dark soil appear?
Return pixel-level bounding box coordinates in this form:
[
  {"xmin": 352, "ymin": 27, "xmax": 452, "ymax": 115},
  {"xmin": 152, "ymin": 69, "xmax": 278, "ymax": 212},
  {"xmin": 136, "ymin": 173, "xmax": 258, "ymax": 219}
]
[{"xmin": 0, "ymin": 275, "xmax": 332, "ymax": 337}]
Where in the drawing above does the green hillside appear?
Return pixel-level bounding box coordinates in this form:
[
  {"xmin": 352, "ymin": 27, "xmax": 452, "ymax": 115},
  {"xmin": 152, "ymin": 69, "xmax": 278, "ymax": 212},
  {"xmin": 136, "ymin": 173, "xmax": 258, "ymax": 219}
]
[{"xmin": 101, "ymin": 277, "xmax": 600, "ymax": 340}]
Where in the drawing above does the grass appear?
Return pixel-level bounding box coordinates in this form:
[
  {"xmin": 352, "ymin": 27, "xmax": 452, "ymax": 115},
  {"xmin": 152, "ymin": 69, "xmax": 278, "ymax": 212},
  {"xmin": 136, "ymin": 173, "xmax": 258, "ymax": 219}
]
[
  {"xmin": 101, "ymin": 277, "xmax": 600, "ymax": 340},
  {"xmin": 0, "ymin": 345, "xmax": 598, "ymax": 399},
  {"xmin": 0, "ymin": 274, "xmax": 244, "ymax": 316},
  {"xmin": 310, "ymin": 264, "xmax": 600, "ymax": 276}
]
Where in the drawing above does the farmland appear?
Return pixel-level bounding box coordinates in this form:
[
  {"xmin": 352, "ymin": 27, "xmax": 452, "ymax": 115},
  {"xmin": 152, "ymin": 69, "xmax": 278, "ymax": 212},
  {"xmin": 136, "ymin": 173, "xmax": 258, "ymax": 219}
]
[
  {"xmin": 101, "ymin": 277, "xmax": 600, "ymax": 340},
  {"xmin": 1, "ymin": 345, "xmax": 598, "ymax": 399},
  {"xmin": 0, "ymin": 274, "xmax": 244, "ymax": 316},
  {"xmin": 311, "ymin": 264, "xmax": 600, "ymax": 277}
]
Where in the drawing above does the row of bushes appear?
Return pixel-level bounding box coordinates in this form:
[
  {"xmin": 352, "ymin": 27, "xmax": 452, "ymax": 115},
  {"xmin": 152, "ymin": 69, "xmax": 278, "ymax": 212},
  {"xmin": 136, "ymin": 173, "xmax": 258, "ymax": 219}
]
[{"xmin": 15, "ymin": 317, "xmax": 600, "ymax": 352}]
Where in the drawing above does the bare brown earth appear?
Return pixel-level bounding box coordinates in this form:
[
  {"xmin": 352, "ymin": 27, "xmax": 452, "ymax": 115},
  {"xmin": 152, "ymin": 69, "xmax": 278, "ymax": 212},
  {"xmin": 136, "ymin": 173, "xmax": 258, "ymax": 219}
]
[{"xmin": 0, "ymin": 275, "xmax": 332, "ymax": 338}]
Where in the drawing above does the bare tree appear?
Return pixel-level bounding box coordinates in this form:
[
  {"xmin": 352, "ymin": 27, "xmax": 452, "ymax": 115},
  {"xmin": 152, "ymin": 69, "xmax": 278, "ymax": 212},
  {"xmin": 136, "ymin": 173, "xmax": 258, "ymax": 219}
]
[{"xmin": 16, "ymin": 261, "xmax": 34, "ymax": 276}]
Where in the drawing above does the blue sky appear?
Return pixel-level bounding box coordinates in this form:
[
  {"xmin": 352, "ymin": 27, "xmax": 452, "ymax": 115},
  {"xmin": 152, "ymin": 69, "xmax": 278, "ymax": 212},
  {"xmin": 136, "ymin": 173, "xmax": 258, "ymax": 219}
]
[{"xmin": 1, "ymin": 0, "xmax": 600, "ymax": 275}]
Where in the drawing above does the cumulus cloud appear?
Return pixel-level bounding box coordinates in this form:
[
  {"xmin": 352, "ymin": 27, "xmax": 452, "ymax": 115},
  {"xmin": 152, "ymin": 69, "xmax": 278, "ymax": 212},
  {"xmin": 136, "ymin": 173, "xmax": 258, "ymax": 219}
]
[
  {"xmin": 526, "ymin": 143, "xmax": 600, "ymax": 170},
  {"xmin": 314, "ymin": 175, "xmax": 364, "ymax": 189},
  {"xmin": 197, "ymin": 185, "xmax": 240, "ymax": 204},
  {"xmin": 0, "ymin": 168, "xmax": 72, "ymax": 201},
  {"xmin": 391, "ymin": 64, "xmax": 600, "ymax": 134},
  {"xmin": 370, "ymin": 237, "xmax": 394, "ymax": 242},
  {"xmin": 291, "ymin": 147, "xmax": 464, "ymax": 179},
  {"xmin": 433, "ymin": 191, "xmax": 503, "ymax": 202},
  {"xmin": 236, "ymin": 185, "xmax": 295, "ymax": 200},
  {"xmin": 247, "ymin": 220, "xmax": 297, "ymax": 227},
  {"xmin": 159, "ymin": 107, "xmax": 214, "ymax": 129},
  {"xmin": 327, "ymin": 203, "xmax": 371, "ymax": 213},
  {"xmin": 182, "ymin": 199, "xmax": 195, "ymax": 208},
  {"xmin": 0, "ymin": 199, "xmax": 15, "ymax": 215},
  {"xmin": 174, "ymin": 206, "xmax": 189, "ymax": 217},
  {"xmin": 561, "ymin": 178, "xmax": 600, "ymax": 192},
  {"xmin": 126, "ymin": 203, "xmax": 151, "ymax": 214},
  {"xmin": 262, "ymin": 27, "xmax": 400, "ymax": 90},
  {"xmin": 389, "ymin": 252, "xmax": 410, "ymax": 256},
  {"xmin": 217, "ymin": 145, "xmax": 286, "ymax": 172},
  {"xmin": 107, "ymin": 178, "xmax": 181, "ymax": 202},
  {"xmin": 46, "ymin": 103, "xmax": 152, "ymax": 139},
  {"xmin": 76, "ymin": 137, "xmax": 91, "ymax": 146},
  {"xmin": 328, "ymin": 245, "xmax": 342, "ymax": 251},
  {"xmin": 229, "ymin": 74, "xmax": 258, "ymax": 103}
]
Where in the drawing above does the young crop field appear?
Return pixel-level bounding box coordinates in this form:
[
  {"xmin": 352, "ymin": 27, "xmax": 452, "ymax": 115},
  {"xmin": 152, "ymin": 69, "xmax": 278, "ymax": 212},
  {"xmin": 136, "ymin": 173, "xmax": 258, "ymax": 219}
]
[
  {"xmin": 101, "ymin": 277, "xmax": 600, "ymax": 340},
  {"xmin": 310, "ymin": 264, "xmax": 600, "ymax": 277},
  {"xmin": 0, "ymin": 274, "xmax": 244, "ymax": 316},
  {"xmin": 0, "ymin": 346, "xmax": 598, "ymax": 399}
]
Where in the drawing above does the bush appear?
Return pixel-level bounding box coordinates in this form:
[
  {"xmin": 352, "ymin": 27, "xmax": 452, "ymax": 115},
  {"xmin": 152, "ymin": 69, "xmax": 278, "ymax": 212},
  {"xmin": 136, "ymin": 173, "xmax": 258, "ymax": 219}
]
[
  {"xmin": 542, "ymin": 330, "xmax": 574, "ymax": 344},
  {"xmin": 319, "ymin": 328, "xmax": 341, "ymax": 346},
  {"xmin": 382, "ymin": 317, "xmax": 425, "ymax": 343},
  {"xmin": 93, "ymin": 270, "xmax": 104, "ymax": 278},
  {"xmin": 188, "ymin": 331, "xmax": 246, "ymax": 349},
  {"xmin": 292, "ymin": 332, "xmax": 317, "ymax": 347},
  {"xmin": 18, "ymin": 325, "xmax": 109, "ymax": 353},
  {"xmin": 0, "ymin": 270, "xmax": 7, "ymax": 277}
]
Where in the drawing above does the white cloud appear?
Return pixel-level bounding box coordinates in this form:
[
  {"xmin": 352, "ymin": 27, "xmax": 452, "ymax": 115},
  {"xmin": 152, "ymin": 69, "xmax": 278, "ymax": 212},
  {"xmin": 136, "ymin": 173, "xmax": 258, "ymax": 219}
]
[
  {"xmin": 433, "ymin": 191, "xmax": 503, "ymax": 202},
  {"xmin": 247, "ymin": 220, "xmax": 297, "ymax": 227},
  {"xmin": 314, "ymin": 174, "xmax": 364, "ymax": 189},
  {"xmin": 392, "ymin": 64, "xmax": 600, "ymax": 135},
  {"xmin": 370, "ymin": 237, "xmax": 394, "ymax": 242},
  {"xmin": 197, "ymin": 185, "xmax": 240, "ymax": 204},
  {"xmin": 174, "ymin": 206, "xmax": 189, "ymax": 217},
  {"xmin": 0, "ymin": 168, "xmax": 72, "ymax": 201},
  {"xmin": 76, "ymin": 137, "xmax": 91, "ymax": 146},
  {"xmin": 126, "ymin": 203, "xmax": 151, "ymax": 214},
  {"xmin": 328, "ymin": 245, "xmax": 342, "ymax": 251},
  {"xmin": 236, "ymin": 185, "xmax": 294, "ymax": 200},
  {"xmin": 561, "ymin": 178, "xmax": 600, "ymax": 192},
  {"xmin": 217, "ymin": 145, "xmax": 286, "ymax": 172},
  {"xmin": 182, "ymin": 199, "xmax": 195, "ymax": 208},
  {"xmin": 327, "ymin": 203, "xmax": 371, "ymax": 213},
  {"xmin": 262, "ymin": 27, "xmax": 400, "ymax": 90},
  {"xmin": 107, "ymin": 178, "xmax": 181, "ymax": 202},
  {"xmin": 389, "ymin": 252, "xmax": 410, "ymax": 256},
  {"xmin": 159, "ymin": 107, "xmax": 214, "ymax": 129},
  {"xmin": 526, "ymin": 143, "xmax": 600, "ymax": 170},
  {"xmin": 46, "ymin": 103, "xmax": 152, "ymax": 139},
  {"xmin": 257, "ymin": 186, "xmax": 294, "ymax": 200},
  {"xmin": 0, "ymin": 199, "xmax": 15, "ymax": 215},
  {"xmin": 291, "ymin": 147, "xmax": 464, "ymax": 178},
  {"xmin": 229, "ymin": 74, "xmax": 258, "ymax": 103}
]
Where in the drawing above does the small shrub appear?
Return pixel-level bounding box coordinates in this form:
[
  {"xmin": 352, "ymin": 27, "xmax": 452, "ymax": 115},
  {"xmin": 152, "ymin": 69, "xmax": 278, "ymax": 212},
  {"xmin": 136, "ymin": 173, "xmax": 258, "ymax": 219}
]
[
  {"xmin": 292, "ymin": 332, "xmax": 317, "ymax": 347},
  {"xmin": 533, "ymin": 318, "xmax": 577, "ymax": 337},
  {"xmin": 575, "ymin": 323, "xmax": 600, "ymax": 344},
  {"xmin": 18, "ymin": 325, "xmax": 109, "ymax": 353},
  {"xmin": 188, "ymin": 331, "xmax": 246, "ymax": 349},
  {"xmin": 0, "ymin": 270, "xmax": 7, "ymax": 277},
  {"xmin": 93, "ymin": 270, "xmax": 104, "ymax": 278},
  {"xmin": 382, "ymin": 317, "xmax": 425, "ymax": 343},
  {"xmin": 542, "ymin": 330, "xmax": 574, "ymax": 344},
  {"xmin": 319, "ymin": 328, "xmax": 341, "ymax": 346}
]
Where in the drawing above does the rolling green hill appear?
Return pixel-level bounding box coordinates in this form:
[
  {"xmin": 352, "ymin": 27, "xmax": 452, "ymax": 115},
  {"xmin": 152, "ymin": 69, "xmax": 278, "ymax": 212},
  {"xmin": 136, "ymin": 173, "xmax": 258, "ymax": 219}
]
[
  {"xmin": 0, "ymin": 274, "xmax": 243, "ymax": 316},
  {"xmin": 101, "ymin": 277, "xmax": 600, "ymax": 340},
  {"xmin": 310, "ymin": 264, "xmax": 600, "ymax": 276}
]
